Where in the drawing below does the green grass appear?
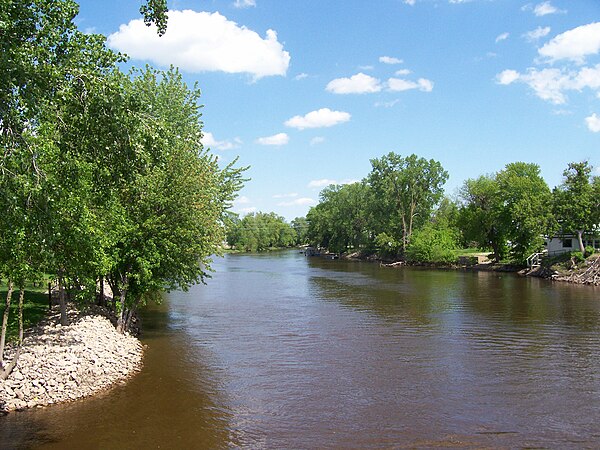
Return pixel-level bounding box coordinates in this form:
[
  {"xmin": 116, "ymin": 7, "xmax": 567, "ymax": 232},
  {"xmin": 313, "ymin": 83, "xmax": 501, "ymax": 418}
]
[
  {"xmin": 452, "ymin": 248, "xmax": 490, "ymax": 257},
  {"xmin": 0, "ymin": 281, "xmax": 50, "ymax": 342}
]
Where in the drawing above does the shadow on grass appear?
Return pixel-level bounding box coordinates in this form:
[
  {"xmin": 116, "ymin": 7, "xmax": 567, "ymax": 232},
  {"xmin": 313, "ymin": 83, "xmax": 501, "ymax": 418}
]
[{"xmin": 0, "ymin": 282, "xmax": 50, "ymax": 343}]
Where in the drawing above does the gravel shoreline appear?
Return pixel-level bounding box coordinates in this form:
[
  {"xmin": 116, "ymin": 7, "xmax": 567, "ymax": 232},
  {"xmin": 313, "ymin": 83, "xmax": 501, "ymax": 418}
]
[{"xmin": 0, "ymin": 306, "xmax": 143, "ymax": 413}]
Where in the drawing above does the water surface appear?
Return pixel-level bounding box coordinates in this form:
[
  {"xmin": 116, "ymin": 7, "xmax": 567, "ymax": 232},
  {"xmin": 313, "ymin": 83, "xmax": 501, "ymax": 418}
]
[{"xmin": 1, "ymin": 250, "xmax": 600, "ymax": 448}]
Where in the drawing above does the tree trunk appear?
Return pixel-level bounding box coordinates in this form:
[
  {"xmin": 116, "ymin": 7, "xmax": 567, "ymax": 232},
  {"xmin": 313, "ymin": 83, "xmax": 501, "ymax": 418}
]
[
  {"xmin": 58, "ymin": 274, "xmax": 68, "ymax": 326},
  {"xmin": 0, "ymin": 280, "xmax": 14, "ymax": 368},
  {"xmin": 576, "ymin": 229, "xmax": 585, "ymax": 253},
  {"xmin": 0, "ymin": 346, "xmax": 22, "ymax": 381},
  {"xmin": 18, "ymin": 286, "xmax": 24, "ymax": 346},
  {"xmin": 116, "ymin": 274, "xmax": 129, "ymax": 334}
]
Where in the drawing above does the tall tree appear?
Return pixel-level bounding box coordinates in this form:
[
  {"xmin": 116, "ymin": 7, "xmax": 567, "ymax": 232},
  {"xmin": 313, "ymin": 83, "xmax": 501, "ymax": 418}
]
[
  {"xmin": 367, "ymin": 153, "xmax": 448, "ymax": 254},
  {"xmin": 553, "ymin": 161, "xmax": 600, "ymax": 253}
]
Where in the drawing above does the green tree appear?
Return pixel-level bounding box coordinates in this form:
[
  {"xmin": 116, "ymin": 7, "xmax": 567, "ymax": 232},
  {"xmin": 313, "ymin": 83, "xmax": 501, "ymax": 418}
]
[
  {"xmin": 553, "ymin": 161, "xmax": 600, "ymax": 253},
  {"xmin": 367, "ymin": 152, "xmax": 448, "ymax": 254},
  {"xmin": 291, "ymin": 217, "xmax": 309, "ymax": 245},
  {"xmin": 458, "ymin": 175, "xmax": 505, "ymax": 260},
  {"xmin": 405, "ymin": 222, "xmax": 459, "ymax": 264},
  {"xmin": 495, "ymin": 162, "xmax": 553, "ymax": 263}
]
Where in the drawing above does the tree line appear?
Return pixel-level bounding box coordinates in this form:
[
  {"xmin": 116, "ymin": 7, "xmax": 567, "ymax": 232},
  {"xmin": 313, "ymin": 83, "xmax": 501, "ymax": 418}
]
[
  {"xmin": 304, "ymin": 153, "xmax": 600, "ymax": 264},
  {"xmin": 1, "ymin": 0, "xmax": 244, "ymax": 378}
]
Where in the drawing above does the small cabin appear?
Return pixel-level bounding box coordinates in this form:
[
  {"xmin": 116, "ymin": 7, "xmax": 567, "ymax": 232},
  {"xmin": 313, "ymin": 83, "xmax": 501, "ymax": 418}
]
[{"xmin": 546, "ymin": 235, "xmax": 600, "ymax": 255}]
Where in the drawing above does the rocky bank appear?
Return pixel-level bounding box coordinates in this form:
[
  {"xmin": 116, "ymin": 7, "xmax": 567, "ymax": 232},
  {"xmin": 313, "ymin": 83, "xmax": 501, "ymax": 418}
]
[{"xmin": 0, "ymin": 307, "xmax": 143, "ymax": 412}]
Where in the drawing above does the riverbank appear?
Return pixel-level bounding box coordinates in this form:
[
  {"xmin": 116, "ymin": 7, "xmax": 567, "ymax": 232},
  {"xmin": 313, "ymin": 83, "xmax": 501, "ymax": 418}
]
[
  {"xmin": 0, "ymin": 306, "xmax": 143, "ymax": 413},
  {"xmin": 341, "ymin": 251, "xmax": 600, "ymax": 286}
]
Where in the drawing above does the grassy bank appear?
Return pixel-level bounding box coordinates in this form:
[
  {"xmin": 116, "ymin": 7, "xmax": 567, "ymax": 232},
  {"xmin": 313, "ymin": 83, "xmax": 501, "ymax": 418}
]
[{"xmin": 0, "ymin": 282, "xmax": 50, "ymax": 342}]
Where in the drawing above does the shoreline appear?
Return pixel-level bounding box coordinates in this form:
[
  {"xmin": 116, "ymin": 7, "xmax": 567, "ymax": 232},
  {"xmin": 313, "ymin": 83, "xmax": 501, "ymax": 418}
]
[{"xmin": 0, "ymin": 306, "xmax": 143, "ymax": 413}]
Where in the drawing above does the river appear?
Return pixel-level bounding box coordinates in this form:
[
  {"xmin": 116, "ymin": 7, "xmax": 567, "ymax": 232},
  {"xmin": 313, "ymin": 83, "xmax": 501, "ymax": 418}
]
[{"xmin": 1, "ymin": 250, "xmax": 600, "ymax": 448}]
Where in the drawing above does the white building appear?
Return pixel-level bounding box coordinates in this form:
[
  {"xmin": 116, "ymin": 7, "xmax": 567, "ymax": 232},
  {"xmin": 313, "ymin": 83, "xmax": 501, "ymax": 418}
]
[{"xmin": 546, "ymin": 234, "xmax": 600, "ymax": 255}]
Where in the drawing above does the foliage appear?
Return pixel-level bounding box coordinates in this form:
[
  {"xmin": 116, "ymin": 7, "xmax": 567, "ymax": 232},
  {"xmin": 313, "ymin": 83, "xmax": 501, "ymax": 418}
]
[
  {"xmin": 405, "ymin": 223, "xmax": 459, "ymax": 264},
  {"xmin": 140, "ymin": 0, "xmax": 168, "ymax": 36},
  {"xmin": 306, "ymin": 182, "xmax": 373, "ymax": 253},
  {"xmin": 291, "ymin": 217, "xmax": 309, "ymax": 245},
  {"xmin": 552, "ymin": 161, "xmax": 600, "ymax": 253},
  {"xmin": 367, "ymin": 152, "xmax": 448, "ymax": 254},
  {"xmin": 227, "ymin": 212, "xmax": 296, "ymax": 252}
]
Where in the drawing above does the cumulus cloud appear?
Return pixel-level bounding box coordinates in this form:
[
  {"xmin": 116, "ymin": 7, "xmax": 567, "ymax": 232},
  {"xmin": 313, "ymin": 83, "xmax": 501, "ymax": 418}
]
[
  {"xmin": 495, "ymin": 32, "xmax": 509, "ymax": 43},
  {"xmin": 496, "ymin": 65, "xmax": 600, "ymax": 104},
  {"xmin": 538, "ymin": 22, "xmax": 600, "ymax": 64},
  {"xmin": 285, "ymin": 108, "xmax": 351, "ymax": 130},
  {"xmin": 395, "ymin": 69, "xmax": 411, "ymax": 76},
  {"xmin": 533, "ymin": 1, "xmax": 563, "ymax": 16},
  {"xmin": 256, "ymin": 132, "xmax": 289, "ymax": 146},
  {"xmin": 387, "ymin": 77, "xmax": 433, "ymax": 92},
  {"xmin": 107, "ymin": 10, "xmax": 290, "ymax": 79},
  {"xmin": 277, "ymin": 197, "xmax": 316, "ymax": 207},
  {"xmin": 307, "ymin": 179, "xmax": 337, "ymax": 188},
  {"xmin": 310, "ymin": 136, "xmax": 325, "ymax": 146},
  {"xmin": 524, "ymin": 26, "xmax": 551, "ymax": 42},
  {"xmin": 326, "ymin": 73, "xmax": 382, "ymax": 94},
  {"xmin": 202, "ymin": 132, "xmax": 242, "ymax": 150},
  {"xmin": 233, "ymin": 0, "xmax": 256, "ymax": 8},
  {"xmin": 496, "ymin": 69, "xmax": 521, "ymax": 85},
  {"xmin": 307, "ymin": 178, "xmax": 359, "ymax": 188},
  {"xmin": 379, "ymin": 56, "xmax": 403, "ymax": 64},
  {"xmin": 273, "ymin": 193, "xmax": 298, "ymax": 199},
  {"xmin": 585, "ymin": 113, "xmax": 600, "ymax": 132}
]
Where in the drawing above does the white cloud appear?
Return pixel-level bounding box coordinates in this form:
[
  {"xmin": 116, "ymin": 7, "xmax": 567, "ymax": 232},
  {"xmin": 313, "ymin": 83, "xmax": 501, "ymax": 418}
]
[
  {"xmin": 387, "ymin": 77, "xmax": 433, "ymax": 92},
  {"xmin": 108, "ymin": 10, "xmax": 290, "ymax": 80},
  {"xmin": 395, "ymin": 69, "xmax": 411, "ymax": 76},
  {"xmin": 308, "ymin": 179, "xmax": 337, "ymax": 188},
  {"xmin": 277, "ymin": 197, "xmax": 316, "ymax": 207},
  {"xmin": 256, "ymin": 132, "xmax": 289, "ymax": 146},
  {"xmin": 307, "ymin": 178, "xmax": 359, "ymax": 188},
  {"xmin": 202, "ymin": 132, "xmax": 242, "ymax": 150},
  {"xmin": 238, "ymin": 207, "xmax": 257, "ymax": 214},
  {"xmin": 496, "ymin": 69, "xmax": 521, "ymax": 85},
  {"xmin": 294, "ymin": 73, "xmax": 308, "ymax": 80},
  {"xmin": 273, "ymin": 193, "xmax": 298, "ymax": 199},
  {"xmin": 496, "ymin": 64, "xmax": 600, "ymax": 105},
  {"xmin": 233, "ymin": 0, "xmax": 256, "ymax": 8},
  {"xmin": 533, "ymin": 1, "xmax": 563, "ymax": 16},
  {"xmin": 326, "ymin": 73, "xmax": 382, "ymax": 94},
  {"xmin": 524, "ymin": 26, "xmax": 550, "ymax": 42},
  {"xmin": 538, "ymin": 22, "xmax": 600, "ymax": 64},
  {"xmin": 285, "ymin": 108, "xmax": 351, "ymax": 130},
  {"xmin": 375, "ymin": 99, "xmax": 400, "ymax": 108},
  {"xmin": 310, "ymin": 136, "xmax": 325, "ymax": 146},
  {"xmin": 235, "ymin": 195, "xmax": 251, "ymax": 205},
  {"xmin": 585, "ymin": 113, "xmax": 600, "ymax": 132},
  {"xmin": 495, "ymin": 32, "xmax": 509, "ymax": 43},
  {"xmin": 359, "ymin": 65, "xmax": 374, "ymax": 71},
  {"xmin": 379, "ymin": 56, "xmax": 403, "ymax": 64},
  {"xmin": 404, "ymin": 0, "xmax": 416, "ymax": 6}
]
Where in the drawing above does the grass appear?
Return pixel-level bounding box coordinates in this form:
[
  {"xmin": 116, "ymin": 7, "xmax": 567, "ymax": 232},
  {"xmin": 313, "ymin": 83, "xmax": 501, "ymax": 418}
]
[{"xmin": 0, "ymin": 281, "xmax": 50, "ymax": 343}]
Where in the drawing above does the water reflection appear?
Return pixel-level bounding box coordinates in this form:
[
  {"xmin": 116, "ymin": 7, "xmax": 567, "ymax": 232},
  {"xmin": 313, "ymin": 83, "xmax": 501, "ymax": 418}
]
[{"xmin": 0, "ymin": 303, "xmax": 233, "ymax": 449}]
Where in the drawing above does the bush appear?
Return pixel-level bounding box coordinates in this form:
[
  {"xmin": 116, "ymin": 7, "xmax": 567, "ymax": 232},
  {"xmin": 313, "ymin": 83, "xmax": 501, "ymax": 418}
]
[
  {"xmin": 405, "ymin": 224, "xmax": 459, "ymax": 264},
  {"xmin": 571, "ymin": 251, "xmax": 585, "ymax": 263},
  {"xmin": 584, "ymin": 246, "xmax": 595, "ymax": 257}
]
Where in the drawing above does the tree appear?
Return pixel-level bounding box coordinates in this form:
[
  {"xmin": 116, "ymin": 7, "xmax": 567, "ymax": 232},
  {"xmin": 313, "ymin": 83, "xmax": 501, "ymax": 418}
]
[
  {"xmin": 495, "ymin": 162, "xmax": 553, "ymax": 263},
  {"xmin": 458, "ymin": 175, "xmax": 505, "ymax": 260},
  {"xmin": 459, "ymin": 163, "xmax": 553, "ymax": 263},
  {"xmin": 553, "ymin": 161, "xmax": 600, "ymax": 253},
  {"xmin": 306, "ymin": 182, "xmax": 372, "ymax": 253},
  {"xmin": 291, "ymin": 217, "xmax": 309, "ymax": 245},
  {"xmin": 140, "ymin": 0, "xmax": 168, "ymax": 36},
  {"xmin": 405, "ymin": 222, "xmax": 459, "ymax": 264},
  {"xmin": 367, "ymin": 153, "xmax": 448, "ymax": 254}
]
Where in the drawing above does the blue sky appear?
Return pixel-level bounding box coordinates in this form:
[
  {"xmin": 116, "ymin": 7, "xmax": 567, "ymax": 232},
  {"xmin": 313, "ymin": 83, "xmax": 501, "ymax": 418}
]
[{"xmin": 76, "ymin": 0, "xmax": 600, "ymax": 220}]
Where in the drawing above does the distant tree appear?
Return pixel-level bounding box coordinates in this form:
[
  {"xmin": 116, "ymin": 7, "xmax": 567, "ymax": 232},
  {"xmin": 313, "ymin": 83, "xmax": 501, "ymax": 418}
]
[
  {"xmin": 553, "ymin": 161, "xmax": 600, "ymax": 253},
  {"xmin": 458, "ymin": 175, "xmax": 506, "ymax": 261},
  {"xmin": 495, "ymin": 162, "xmax": 553, "ymax": 262},
  {"xmin": 367, "ymin": 153, "xmax": 448, "ymax": 254},
  {"xmin": 291, "ymin": 217, "xmax": 309, "ymax": 245},
  {"xmin": 459, "ymin": 163, "xmax": 553, "ymax": 263},
  {"xmin": 306, "ymin": 182, "xmax": 372, "ymax": 253},
  {"xmin": 227, "ymin": 212, "xmax": 295, "ymax": 251}
]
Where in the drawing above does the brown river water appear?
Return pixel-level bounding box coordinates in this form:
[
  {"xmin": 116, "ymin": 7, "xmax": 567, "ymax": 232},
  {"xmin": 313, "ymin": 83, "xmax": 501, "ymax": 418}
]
[{"xmin": 1, "ymin": 250, "xmax": 600, "ymax": 448}]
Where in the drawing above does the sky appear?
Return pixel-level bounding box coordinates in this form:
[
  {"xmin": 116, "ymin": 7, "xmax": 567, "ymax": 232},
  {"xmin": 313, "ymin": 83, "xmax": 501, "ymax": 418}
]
[{"xmin": 75, "ymin": 0, "xmax": 600, "ymax": 221}]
